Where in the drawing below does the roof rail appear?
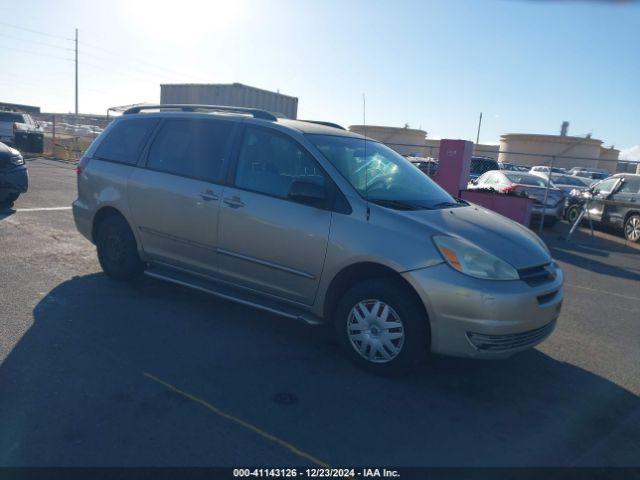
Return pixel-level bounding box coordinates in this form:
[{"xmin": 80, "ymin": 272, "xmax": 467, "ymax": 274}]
[
  {"xmin": 300, "ymin": 120, "xmax": 345, "ymax": 130},
  {"xmin": 122, "ymin": 104, "xmax": 277, "ymax": 121}
]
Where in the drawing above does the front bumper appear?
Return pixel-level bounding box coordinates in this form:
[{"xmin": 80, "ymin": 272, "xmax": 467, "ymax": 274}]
[
  {"xmin": 402, "ymin": 262, "xmax": 563, "ymax": 359},
  {"xmin": 0, "ymin": 165, "xmax": 29, "ymax": 197}
]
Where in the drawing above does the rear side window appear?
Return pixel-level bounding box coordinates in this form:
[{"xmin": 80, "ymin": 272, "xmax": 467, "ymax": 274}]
[
  {"xmin": 94, "ymin": 118, "xmax": 158, "ymax": 165},
  {"xmin": 146, "ymin": 119, "xmax": 234, "ymax": 182},
  {"xmin": 619, "ymin": 177, "xmax": 640, "ymax": 194}
]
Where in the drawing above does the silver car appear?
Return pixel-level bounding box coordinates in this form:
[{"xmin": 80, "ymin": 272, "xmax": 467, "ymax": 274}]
[
  {"xmin": 469, "ymin": 170, "xmax": 565, "ymax": 226},
  {"xmin": 73, "ymin": 105, "xmax": 563, "ymax": 374}
]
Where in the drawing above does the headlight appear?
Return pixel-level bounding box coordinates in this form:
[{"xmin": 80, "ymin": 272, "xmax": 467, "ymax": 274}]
[
  {"xmin": 9, "ymin": 155, "xmax": 24, "ymax": 166},
  {"xmin": 432, "ymin": 235, "xmax": 519, "ymax": 280}
]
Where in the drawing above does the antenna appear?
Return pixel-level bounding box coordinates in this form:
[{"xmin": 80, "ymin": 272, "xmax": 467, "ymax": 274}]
[{"xmin": 363, "ymin": 93, "xmax": 370, "ymax": 220}]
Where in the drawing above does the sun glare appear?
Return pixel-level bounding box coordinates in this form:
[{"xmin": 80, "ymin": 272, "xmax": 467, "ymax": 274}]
[{"xmin": 126, "ymin": 0, "xmax": 243, "ymax": 43}]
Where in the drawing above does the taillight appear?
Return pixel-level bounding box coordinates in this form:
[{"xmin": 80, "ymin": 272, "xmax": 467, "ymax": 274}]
[
  {"xmin": 76, "ymin": 156, "xmax": 91, "ymax": 175},
  {"xmin": 502, "ymin": 184, "xmax": 519, "ymax": 193}
]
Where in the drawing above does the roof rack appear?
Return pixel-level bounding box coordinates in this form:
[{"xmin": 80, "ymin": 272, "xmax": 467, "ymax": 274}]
[
  {"xmin": 122, "ymin": 104, "xmax": 277, "ymax": 121},
  {"xmin": 300, "ymin": 120, "xmax": 345, "ymax": 130}
]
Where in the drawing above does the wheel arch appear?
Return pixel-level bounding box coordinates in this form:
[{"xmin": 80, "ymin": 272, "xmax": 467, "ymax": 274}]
[
  {"xmin": 91, "ymin": 206, "xmax": 129, "ymax": 243},
  {"xmin": 323, "ymin": 261, "xmax": 428, "ymax": 324}
]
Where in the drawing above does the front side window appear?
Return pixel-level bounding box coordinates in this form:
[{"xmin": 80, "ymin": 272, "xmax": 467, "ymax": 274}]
[
  {"xmin": 95, "ymin": 118, "xmax": 158, "ymax": 165},
  {"xmin": 146, "ymin": 119, "xmax": 233, "ymax": 182},
  {"xmin": 308, "ymin": 134, "xmax": 455, "ymax": 210},
  {"xmin": 234, "ymin": 127, "xmax": 326, "ymax": 199},
  {"xmin": 596, "ymin": 177, "xmax": 618, "ymax": 193}
]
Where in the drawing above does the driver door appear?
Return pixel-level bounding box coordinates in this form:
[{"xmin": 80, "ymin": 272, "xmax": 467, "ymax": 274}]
[
  {"xmin": 216, "ymin": 126, "xmax": 332, "ymax": 305},
  {"xmin": 588, "ymin": 177, "xmax": 621, "ymax": 222}
]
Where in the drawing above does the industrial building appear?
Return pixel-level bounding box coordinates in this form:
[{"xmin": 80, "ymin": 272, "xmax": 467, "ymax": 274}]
[
  {"xmin": 498, "ymin": 133, "xmax": 619, "ymax": 173},
  {"xmin": 348, "ymin": 124, "xmax": 623, "ymax": 173},
  {"xmin": 348, "ymin": 125, "xmax": 499, "ymax": 159},
  {"xmin": 160, "ymin": 83, "xmax": 298, "ymax": 119}
]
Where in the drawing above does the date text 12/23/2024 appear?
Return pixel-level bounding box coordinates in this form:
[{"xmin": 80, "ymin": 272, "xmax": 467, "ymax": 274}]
[{"xmin": 233, "ymin": 469, "xmax": 400, "ymax": 478}]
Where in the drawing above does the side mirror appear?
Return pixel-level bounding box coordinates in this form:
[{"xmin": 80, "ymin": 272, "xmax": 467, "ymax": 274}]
[
  {"xmin": 470, "ymin": 179, "xmax": 478, "ymax": 185},
  {"xmin": 288, "ymin": 179, "xmax": 326, "ymax": 204}
]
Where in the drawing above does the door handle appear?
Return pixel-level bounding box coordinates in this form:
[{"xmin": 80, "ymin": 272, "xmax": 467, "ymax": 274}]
[
  {"xmin": 223, "ymin": 196, "xmax": 245, "ymax": 208},
  {"xmin": 199, "ymin": 190, "xmax": 219, "ymax": 202}
]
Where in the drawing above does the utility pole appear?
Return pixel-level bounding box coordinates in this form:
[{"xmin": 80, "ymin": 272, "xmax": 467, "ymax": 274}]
[
  {"xmin": 74, "ymin": 28, "xmax": 78, "ymax": 116},
  {"xmin": 475, "ymin": 112, "xmax": 482, "ymax": 145}
]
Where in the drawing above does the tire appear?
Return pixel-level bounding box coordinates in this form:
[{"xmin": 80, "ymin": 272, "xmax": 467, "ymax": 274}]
[
  {"xmin": 565, "ymin": 205, "xmax": 581, "ymax": 223},
  {"xmin": 1, "ymin": 193, "xmax": 19, "ymax": 208},
  {"xmin": 624, "ymin": 214, "xmax": 640, "ymax": 243},
  {"xmin": 95, "ymin": 214, "xmax": 143, "ymax": 281},
  {"xmin": 333, "ymin": 278, "xmax": 429, "ymax": 376}
]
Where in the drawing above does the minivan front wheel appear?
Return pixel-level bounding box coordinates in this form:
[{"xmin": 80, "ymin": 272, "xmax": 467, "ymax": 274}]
[
  {"xmin": 334, "ymin": 279, "xmax": 428, "ymax": 375},
  {"xmin": 96, "ymin": 215, "xmax": 143, "ymax": 280},
  {"xmin": 624, "ymin": 214, "xmax": 640, "ymax": 243}
]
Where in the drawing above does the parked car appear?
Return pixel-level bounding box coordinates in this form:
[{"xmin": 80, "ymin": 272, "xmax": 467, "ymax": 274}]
[
  {"xmin": 547, "ymin": 173, "xmax": 593, "ymax": 195},
  {"xmin": 567, "ymin": 167, "xmax": 609, "ymax": 181},
  {"xmin": 0, "ymin": 111, "xmax": 42, "ymax": 146},
  {"xmin": 73, "ymin": 105, "xmax": 563, "ymax": 374},
  {"xmin": 469, "ymin": 170, "xmax": 565, "ymax": 226},
  {"xmin": 584, "ymin": 174, "xmax": 640, "ymax": 242},
  {"xmin": 0, "ymin": 142, "xmax": 28, "ymax": 208},
  {"xmin": 469, "ymin": 156, "xmax": 499, "ymax": 180},
  {"xmin": 498, "ymin": 162, "xmax": 528, "ymax": 172},
  {"xmin": 530, "ymin": 166, "xmax": 566, "ymax": 177},
  {"xmin": 407, "ymin": 156, "xmax": 438, "ymax": 177}
]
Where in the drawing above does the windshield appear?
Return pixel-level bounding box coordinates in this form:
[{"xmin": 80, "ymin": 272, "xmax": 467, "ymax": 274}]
[
  {"xmin": 307, "ymin": 134, "xmax": 457, "ymax": 210},
  {"xmin": 504, "ymin": 173, "xmax": 550, "ymax": 187}
]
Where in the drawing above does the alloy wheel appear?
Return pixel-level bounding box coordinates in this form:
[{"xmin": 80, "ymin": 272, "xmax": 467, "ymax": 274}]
[{"xmin": 626, "ymin": 216, "xmax": 640, "ymax": 242}]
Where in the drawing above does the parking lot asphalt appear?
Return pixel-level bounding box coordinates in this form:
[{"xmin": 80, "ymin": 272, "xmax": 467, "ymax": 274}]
[{"xmin": 1, "ymin": 158, "xmax": 639, "ymax": 467}]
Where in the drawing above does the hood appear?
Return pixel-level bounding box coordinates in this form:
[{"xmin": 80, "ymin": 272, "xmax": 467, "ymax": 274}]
[
  {"xmin": 397, "ymin": 205, "xmax": 551, "ymax": 270},
  {"xmin": 0, "ymin": 142, "xmax": 20, "ymax": 160}
]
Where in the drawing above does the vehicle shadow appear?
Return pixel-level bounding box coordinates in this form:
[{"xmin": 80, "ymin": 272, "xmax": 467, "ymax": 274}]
[
  {"xmin": 543, "ymin": 226, "xmax": 640, "ymax": 282},
  {"xmin": 1, "ymin": 273, "xmax": 639, "ymax": 466}
]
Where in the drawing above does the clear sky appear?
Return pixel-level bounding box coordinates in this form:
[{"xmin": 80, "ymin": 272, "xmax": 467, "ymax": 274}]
[{"xmin": 1, "ymin": 0, "xmax": 639, "ymax": 158}]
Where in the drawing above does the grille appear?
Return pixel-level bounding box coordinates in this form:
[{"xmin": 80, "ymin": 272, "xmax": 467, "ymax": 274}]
[
  {"xmin": 467, "ymin": 320, "xmax": 556, "ymax": 352},
  {"xmin": 518, "ymin": 263, "xmax": 555, "ymax": 287}
]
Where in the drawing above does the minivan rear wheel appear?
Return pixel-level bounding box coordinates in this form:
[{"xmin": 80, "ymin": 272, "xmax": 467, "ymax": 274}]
[
  {"xmin": 334, "ymin": 279, "xmax": 428, "ymax": 375},
  {"xmin": 96, "ymin": 215, "xmax": 143, "ymax": 280},
  {"xmin": 624, "ymin": 214, "xmax": 640, "ymax": 243}
]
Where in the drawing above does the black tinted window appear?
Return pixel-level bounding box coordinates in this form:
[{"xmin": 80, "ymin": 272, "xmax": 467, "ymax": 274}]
[
  {"xmin": 471, "ymin": 158, "xmax": 498, "ymax": 175},
  {"xmin": 235, "ymin": 127, "xmax": 325, "ymax": 198},
  {"xmin": 95, "ymin": 118, "xmax": 158, "ymax": 165},
  {"xmin": 0, "ymin": 112, "xmax": 25, "ymax": 123},
  {"xmin": 146, "ymin": 119, "xmax": 233, "ymax": 182}
]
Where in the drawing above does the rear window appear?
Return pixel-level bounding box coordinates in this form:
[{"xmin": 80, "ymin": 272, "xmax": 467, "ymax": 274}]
[
  {"xmin": 470, "ymin": 157, "xmax": 499, "ymax": 175},
  {"xmin": 504, "ymin": 173, "xmax": 548, "ymax": 187},
  {"xmin": 0, "ymin": 112, "xmax": 25, "ymax": 123},
  {"xmin": 94, "ymin": 118, "xmax": 158, "ymax": 165}
]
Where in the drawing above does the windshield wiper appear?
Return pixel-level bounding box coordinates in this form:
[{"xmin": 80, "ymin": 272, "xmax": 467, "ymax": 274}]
[
  {"xmin": 369, "ymin": 199, "xmax": 426, "ymax": 211},
  {"xmin": 431, "ymin": 200, "xmax": 464, "ymax": 209}
]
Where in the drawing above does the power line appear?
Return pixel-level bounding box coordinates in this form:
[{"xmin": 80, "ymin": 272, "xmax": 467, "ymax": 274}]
[
  {"xmin": 0, "ymin": 32, "xmax": 75, "ymax": 52},
  {"xmin": 0, "ymin": 21, "xmax": 73, "ymax": 41},
  {"xmin": 0, "ymin": 44, "xmax": 74, "ymax": 62},
  {"xmin": 77, "ymin": 39, "xmax": 210, "ymax": 82}
]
